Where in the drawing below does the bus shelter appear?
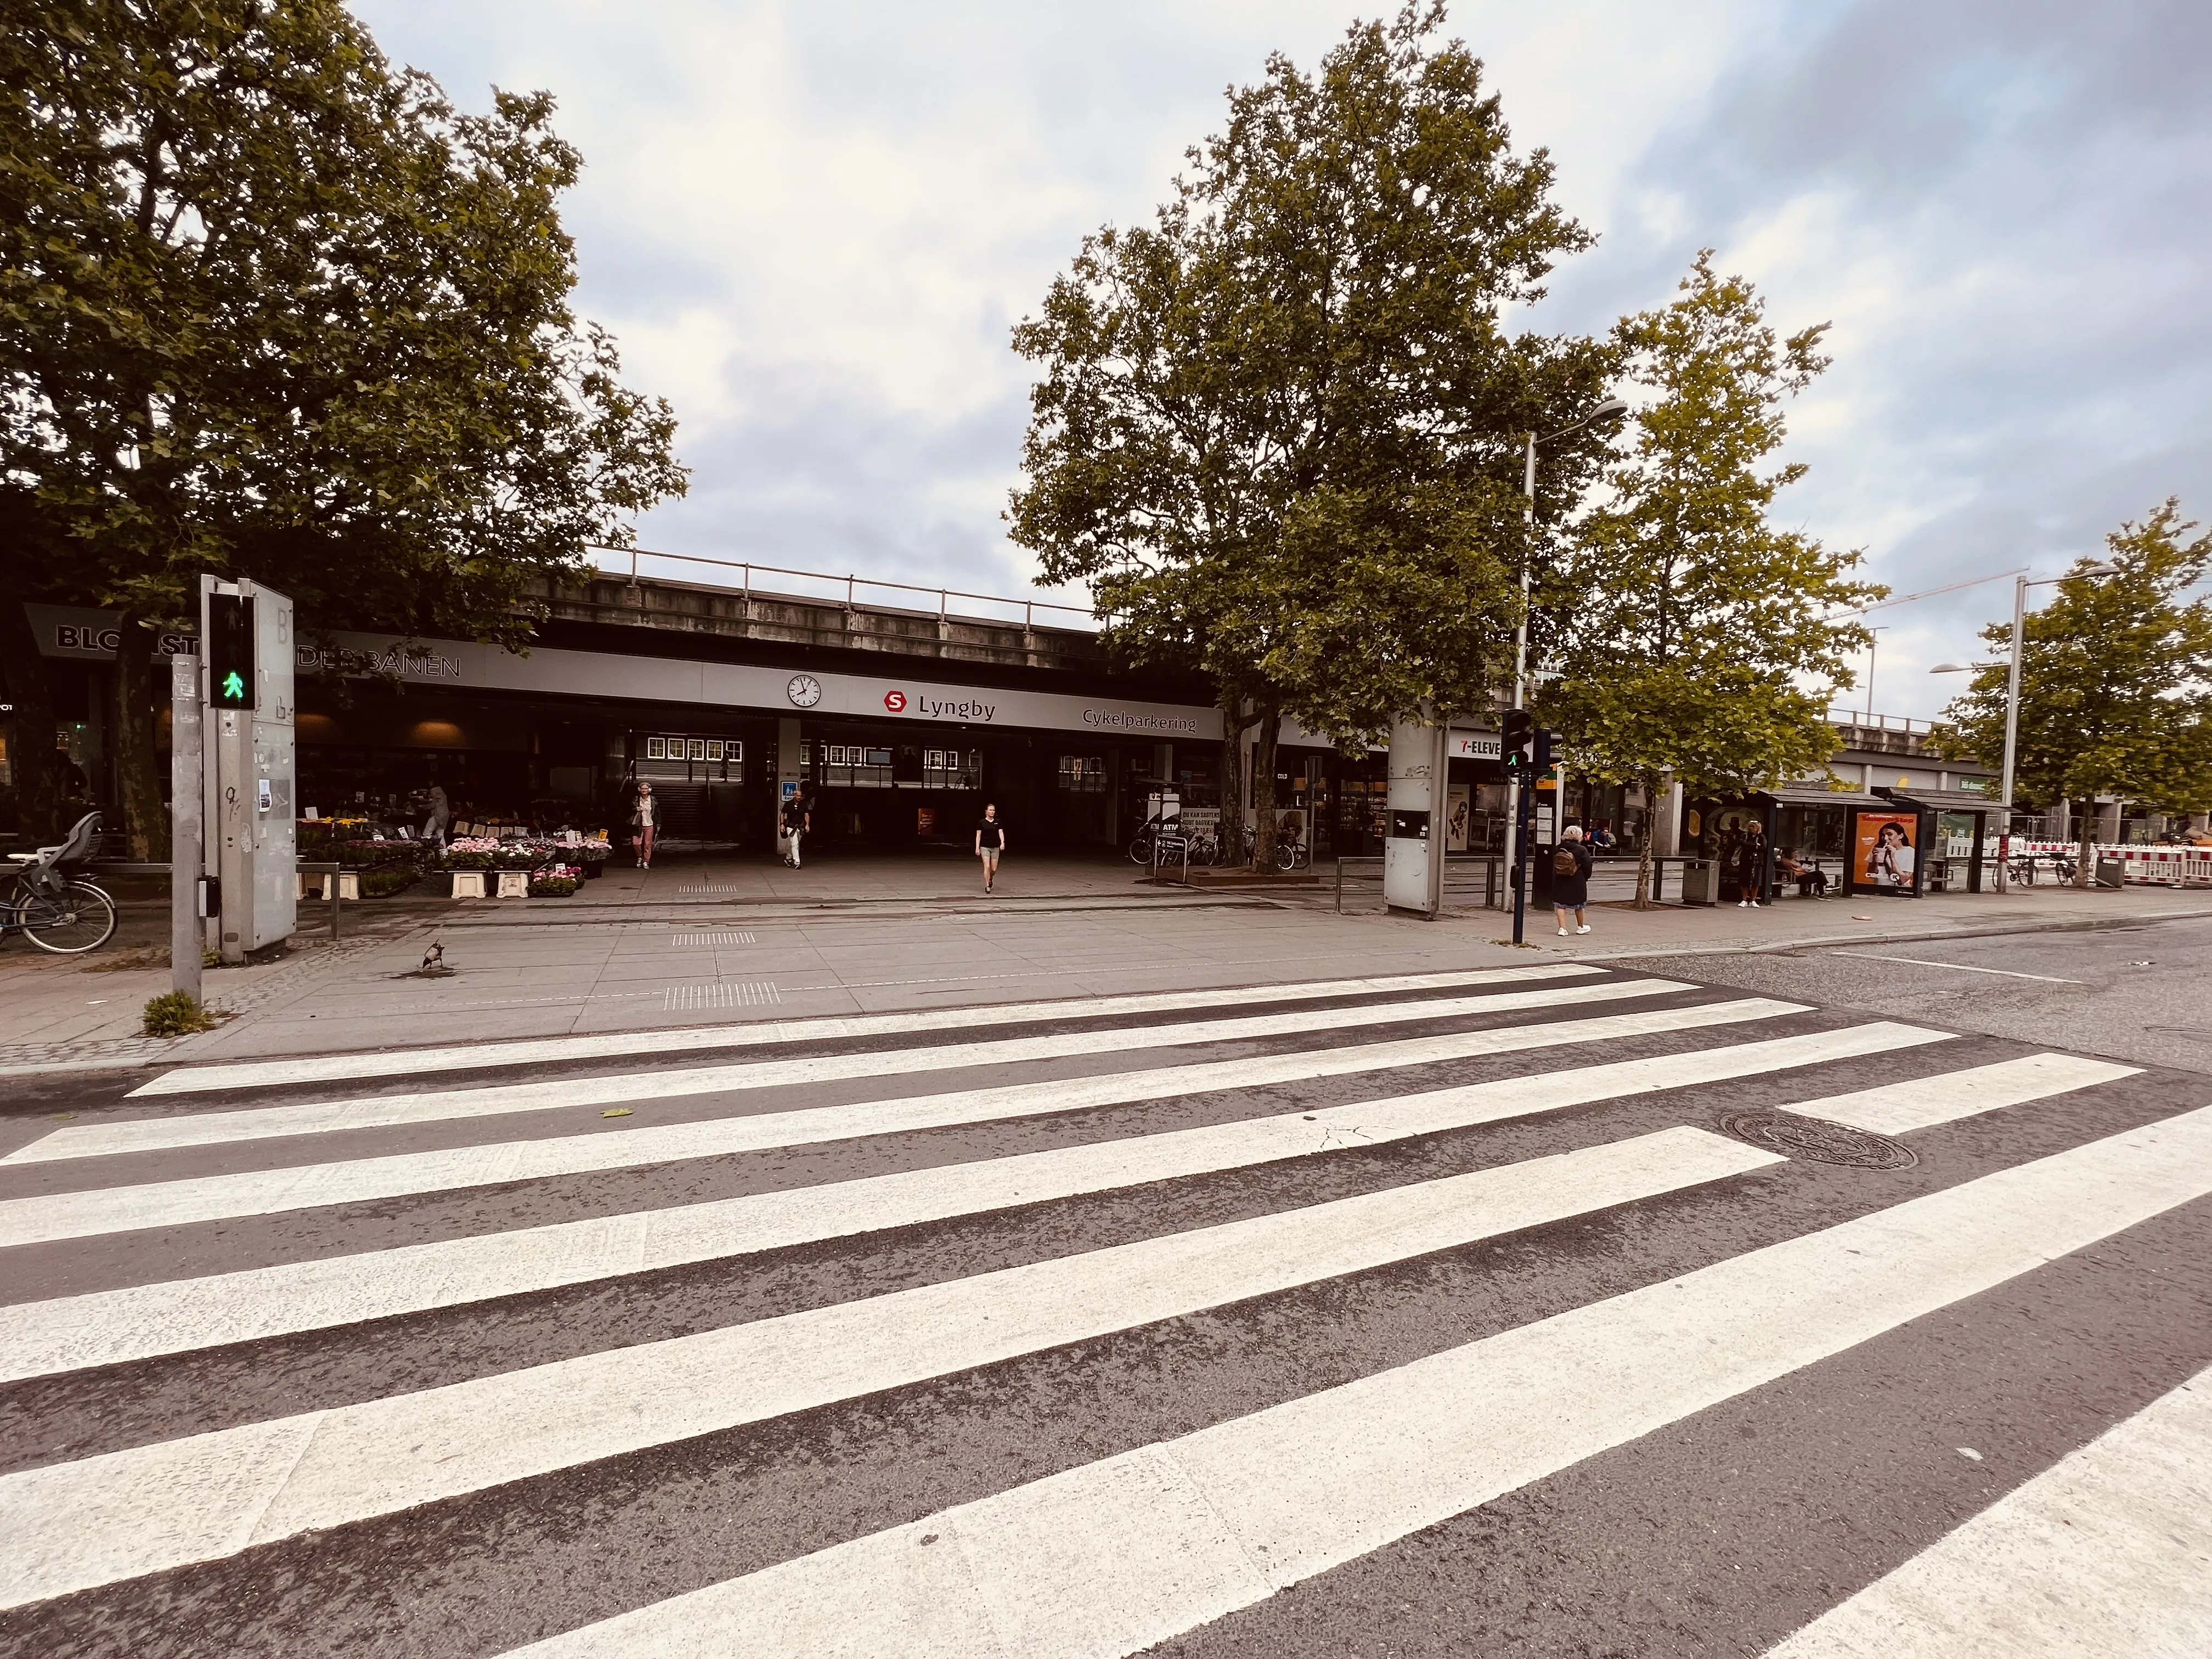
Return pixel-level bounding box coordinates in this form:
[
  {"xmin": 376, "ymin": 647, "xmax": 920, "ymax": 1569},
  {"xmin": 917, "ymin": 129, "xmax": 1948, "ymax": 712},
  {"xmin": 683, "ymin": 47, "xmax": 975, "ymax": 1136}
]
[
  {"xmin": 1685, "ymin": 785, "xmax": 1889, "ymax": 902},
  {"xmin": 1874, "ymin": 787, "xmax": 1995, "ymax": 893}
]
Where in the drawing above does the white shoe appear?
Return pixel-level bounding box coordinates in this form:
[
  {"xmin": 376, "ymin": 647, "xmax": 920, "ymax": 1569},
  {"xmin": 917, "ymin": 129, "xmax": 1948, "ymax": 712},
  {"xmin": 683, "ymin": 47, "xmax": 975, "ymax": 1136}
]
[
  {"xmin": 1557, "ymin": 927, "xmax": 1569, "ymax": 936},
  {"xmin": 1576, "ymin": 924, "xmax": 1592, "ymax": 934},
  {"xmin": 1737, "ymin": 900, "xmax": 1748, "ymax": 907}
]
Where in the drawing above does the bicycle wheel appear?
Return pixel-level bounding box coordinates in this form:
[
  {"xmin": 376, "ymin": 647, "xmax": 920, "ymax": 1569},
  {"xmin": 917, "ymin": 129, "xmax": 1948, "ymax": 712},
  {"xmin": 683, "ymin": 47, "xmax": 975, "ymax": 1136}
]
[
  {"xmin": 1128, "ymin": 833, "xmax": 1153, "ymax": 865},
  {"xmin": 21, "ymin": 881, "xmax": 117, "ymax": 953}
]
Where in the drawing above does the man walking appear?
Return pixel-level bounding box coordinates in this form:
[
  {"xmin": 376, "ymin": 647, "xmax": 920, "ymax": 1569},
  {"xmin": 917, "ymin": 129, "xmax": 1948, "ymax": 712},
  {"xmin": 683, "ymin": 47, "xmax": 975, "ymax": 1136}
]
[
  {"xmin": 1550, "ymin": 825, "xmax": 1593, "ymax": 936},
  {"xmin": 781, "ymin": 791, "xmax": 810, "ymax": 868},
  {"xmin": 974, "ymin": 803, "xmax": 1006, "ymax": 893}
]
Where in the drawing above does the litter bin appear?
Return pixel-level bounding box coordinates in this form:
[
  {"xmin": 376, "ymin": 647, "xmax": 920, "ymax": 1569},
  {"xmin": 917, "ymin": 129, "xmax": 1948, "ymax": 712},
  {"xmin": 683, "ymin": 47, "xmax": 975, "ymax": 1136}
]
[
  {"xmin": 1679, "ymin": 859, "xmax": 1718, "ymax": 906},
  {"xmin": 2095, "ymin": 856, "xmax": 2126, "ymax": 889}
]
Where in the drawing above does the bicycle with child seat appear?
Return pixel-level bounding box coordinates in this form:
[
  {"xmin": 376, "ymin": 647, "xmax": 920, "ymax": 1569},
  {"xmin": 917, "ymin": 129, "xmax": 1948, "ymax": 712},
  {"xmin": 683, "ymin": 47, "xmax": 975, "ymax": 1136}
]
[{"xmin": 2, "ymin": 811, "xmax": 117, "ymax": 954}]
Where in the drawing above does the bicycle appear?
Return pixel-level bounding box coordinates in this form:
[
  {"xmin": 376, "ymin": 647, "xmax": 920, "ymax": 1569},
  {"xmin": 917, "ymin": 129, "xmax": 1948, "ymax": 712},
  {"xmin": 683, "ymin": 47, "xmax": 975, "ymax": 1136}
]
[{"xmin": 2, "ymin": 812, "xmax": 117, "ymax": 954}]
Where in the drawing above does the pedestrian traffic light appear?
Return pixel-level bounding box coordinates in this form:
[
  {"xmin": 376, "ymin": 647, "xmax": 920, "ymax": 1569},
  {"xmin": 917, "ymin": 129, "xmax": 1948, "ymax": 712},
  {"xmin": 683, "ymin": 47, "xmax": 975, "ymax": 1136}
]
[
  {"xmin": 206, "ymin": 592, "xmax": 255, "ymax": 709},
  {"xmin": 1501, "ymin": 708, "xmax": 1534, "ymax": 774}
]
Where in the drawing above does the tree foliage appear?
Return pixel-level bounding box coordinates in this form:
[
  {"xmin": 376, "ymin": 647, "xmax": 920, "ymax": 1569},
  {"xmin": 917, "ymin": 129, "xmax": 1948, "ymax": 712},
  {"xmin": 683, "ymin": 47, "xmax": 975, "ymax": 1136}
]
[
  {"xmin": 1009, "ymin": 5, "xmax": 1614, "ymax": 861},
  {"xmin": 1931, "ymin": 501, "xmax": 2212, "ymax": 866},
  {"xmin": 1539, "ymin": 253, "xmax": 1883, "ymax": 902},
  {"xmin": 1, "ymin": 0, "xmax": 685, "ymax": 846}
]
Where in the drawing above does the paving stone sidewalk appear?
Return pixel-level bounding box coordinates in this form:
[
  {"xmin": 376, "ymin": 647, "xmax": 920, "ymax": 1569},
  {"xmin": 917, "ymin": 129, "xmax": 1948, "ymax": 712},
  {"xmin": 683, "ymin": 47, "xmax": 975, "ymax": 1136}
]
[{"xmin": 1, "ymin": 853, "xmax": 2203, "ymax": 1076}]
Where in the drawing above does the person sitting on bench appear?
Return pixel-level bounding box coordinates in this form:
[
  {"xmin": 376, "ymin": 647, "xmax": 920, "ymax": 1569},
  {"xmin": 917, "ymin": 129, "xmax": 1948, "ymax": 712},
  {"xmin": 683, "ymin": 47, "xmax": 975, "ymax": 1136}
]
[{"xmin": 1777, "ymin": 847, "xmax": 1827, "ymax": 898}]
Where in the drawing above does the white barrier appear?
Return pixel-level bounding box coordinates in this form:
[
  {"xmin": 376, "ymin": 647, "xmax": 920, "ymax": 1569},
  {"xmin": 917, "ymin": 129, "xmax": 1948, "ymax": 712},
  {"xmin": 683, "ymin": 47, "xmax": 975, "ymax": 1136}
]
[{"xmin": 2006, "ymin": 841, "xmax": 2212, "ymax": 887}]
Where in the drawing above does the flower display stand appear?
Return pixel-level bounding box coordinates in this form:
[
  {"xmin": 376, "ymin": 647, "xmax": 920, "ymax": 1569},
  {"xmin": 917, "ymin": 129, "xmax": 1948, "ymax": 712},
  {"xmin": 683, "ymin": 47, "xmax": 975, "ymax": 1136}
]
[
  {"xmin": 448, "ymin": 870, "xmax": 487, "ymax": 899},
  {"xmin": 493, "ymin": 870, "xmax": 530, "ymax": 898}
]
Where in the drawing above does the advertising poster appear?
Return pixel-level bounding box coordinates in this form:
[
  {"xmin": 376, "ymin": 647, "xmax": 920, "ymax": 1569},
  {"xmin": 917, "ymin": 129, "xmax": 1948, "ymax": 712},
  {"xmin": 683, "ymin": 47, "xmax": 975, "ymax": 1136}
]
[
  {"xmin": 1446, "ymin": 784, "xmax": 1471, "ymax": 852},
  {"xmin": 1853, "ymin": 811, "xmax": 1920, "ymax": 895}
]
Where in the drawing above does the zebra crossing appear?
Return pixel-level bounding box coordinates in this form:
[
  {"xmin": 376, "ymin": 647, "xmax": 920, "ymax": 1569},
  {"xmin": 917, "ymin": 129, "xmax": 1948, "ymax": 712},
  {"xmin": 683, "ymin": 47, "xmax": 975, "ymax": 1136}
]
[{"xmin": 1, "ymin": 960, "xmax": 2205, "ymax": 1655}]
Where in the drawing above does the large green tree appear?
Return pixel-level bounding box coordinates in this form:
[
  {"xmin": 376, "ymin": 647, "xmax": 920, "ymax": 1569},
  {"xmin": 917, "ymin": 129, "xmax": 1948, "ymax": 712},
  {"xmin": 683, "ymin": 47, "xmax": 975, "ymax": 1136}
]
[
  {"xmin": 1539, "ymin": 253, "xmax": 1883, "ymax": 905},
  {"xmin": 1, "ymin": 0, "xmax": 685, "ymax": 850},
  {"xmin": 1931, "ymin": 502, "xmax": 2212, "ymax": 881},
  {"xmin": 1011, "ymin": 5, "xmax": 1614, "ymax": 866}
]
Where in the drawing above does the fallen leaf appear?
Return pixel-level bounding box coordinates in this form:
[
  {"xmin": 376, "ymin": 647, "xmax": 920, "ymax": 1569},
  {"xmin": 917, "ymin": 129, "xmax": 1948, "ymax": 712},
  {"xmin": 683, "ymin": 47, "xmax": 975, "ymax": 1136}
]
[
  {"xmin": 602, "ymin": 1108, "xmax": 634, "ymax": 1118},
  {"xmin": 1850, "ymin": 914, "xmax": 1873, "ymax": 920}
]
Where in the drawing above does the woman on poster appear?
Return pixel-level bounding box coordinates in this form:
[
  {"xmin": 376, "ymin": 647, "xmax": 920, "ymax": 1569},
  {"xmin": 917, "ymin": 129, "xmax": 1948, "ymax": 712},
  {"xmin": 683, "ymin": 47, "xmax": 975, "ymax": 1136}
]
[{"xmin": 1866, "ymin": 819, "xmax": 1915, "ymax": 892}]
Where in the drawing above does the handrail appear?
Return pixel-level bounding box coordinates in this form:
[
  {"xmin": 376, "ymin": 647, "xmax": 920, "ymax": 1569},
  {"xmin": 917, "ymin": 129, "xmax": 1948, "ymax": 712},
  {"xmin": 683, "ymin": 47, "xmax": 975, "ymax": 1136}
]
[
  {"xmin": 584, "ymin": 544, "xmax": 1101, "ymax": 632},
  {"xmin": 1827, "ymin": 709, "xmax": 1936, "ymax": 735}
]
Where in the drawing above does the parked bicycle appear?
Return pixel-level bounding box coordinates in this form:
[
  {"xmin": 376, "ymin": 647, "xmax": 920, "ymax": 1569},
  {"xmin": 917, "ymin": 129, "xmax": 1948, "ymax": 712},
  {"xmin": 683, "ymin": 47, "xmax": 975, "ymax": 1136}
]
[{"xmin": 2, "ymin": 812, "xmax": 117, "ymax": 953}]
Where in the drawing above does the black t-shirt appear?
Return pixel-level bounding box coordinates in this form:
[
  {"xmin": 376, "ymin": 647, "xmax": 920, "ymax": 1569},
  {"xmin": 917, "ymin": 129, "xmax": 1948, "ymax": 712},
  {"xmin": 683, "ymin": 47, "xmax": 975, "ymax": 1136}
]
[{"xmin": 975, "ymin": 817, "xmax": 1005, "ymax": 849}]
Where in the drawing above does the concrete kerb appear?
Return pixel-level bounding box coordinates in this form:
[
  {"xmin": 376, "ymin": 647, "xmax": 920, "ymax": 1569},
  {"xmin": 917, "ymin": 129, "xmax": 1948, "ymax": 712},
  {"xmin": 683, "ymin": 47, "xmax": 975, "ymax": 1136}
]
[{"xmin": 1566, "ymin": 905, "xmax": 2212, "ymax": 964}]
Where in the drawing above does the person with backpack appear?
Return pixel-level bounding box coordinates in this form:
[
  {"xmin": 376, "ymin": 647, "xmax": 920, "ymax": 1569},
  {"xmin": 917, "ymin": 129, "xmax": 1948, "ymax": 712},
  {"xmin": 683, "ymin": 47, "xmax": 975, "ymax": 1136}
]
[
  {"xmin": 780, "ymin": 791, "xmax": 811, "ymax": 868},
  {"xmin": 1550, "ymin": 825, "xmax": 1594, "ymax": 936},
  {"xmin": 629, "ymin": 781, "xmax": 657, "ymax": 870}
]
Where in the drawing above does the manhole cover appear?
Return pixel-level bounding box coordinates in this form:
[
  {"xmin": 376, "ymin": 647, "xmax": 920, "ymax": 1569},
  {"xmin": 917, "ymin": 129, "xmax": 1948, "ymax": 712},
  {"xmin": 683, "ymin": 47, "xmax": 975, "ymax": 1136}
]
[{"xmin": 1718, "ymin": 1111, "xmax": 1918, "ymax": 1169}]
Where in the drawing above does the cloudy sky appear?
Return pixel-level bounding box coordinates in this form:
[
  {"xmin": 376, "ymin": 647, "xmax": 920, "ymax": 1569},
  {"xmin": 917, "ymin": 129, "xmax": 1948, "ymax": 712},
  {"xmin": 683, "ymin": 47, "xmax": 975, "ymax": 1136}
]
[{"xmin": 356, "ymin": 0, "xmax": 2208, "ymax": 719}]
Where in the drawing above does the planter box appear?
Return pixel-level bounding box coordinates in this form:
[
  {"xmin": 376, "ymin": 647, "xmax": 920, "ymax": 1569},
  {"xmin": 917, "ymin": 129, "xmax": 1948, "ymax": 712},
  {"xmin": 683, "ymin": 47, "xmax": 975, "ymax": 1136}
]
[
  {"xmin": 296, "ymin": 870, "xmax": 362, "ymax": 902},
  {"xmin": 493, "ymin": 870, "xmax": 530, "ymax": 898},
  {"xmin": 442, "ymin": 870, "xmax": 487, "ymax": 899}
]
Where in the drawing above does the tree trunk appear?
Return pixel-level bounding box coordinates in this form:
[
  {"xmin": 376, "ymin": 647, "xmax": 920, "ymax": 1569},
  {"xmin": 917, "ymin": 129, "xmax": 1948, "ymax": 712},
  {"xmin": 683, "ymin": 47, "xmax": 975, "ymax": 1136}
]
[
  {"xmin": 1251, "ymin": 703, "xmax": 1280, "ymax": 872},
  {"xmin": 1217, "ymin": 689, "xmax": 1246, "ymax": 857},
  {"xmin": 2076, "ymin": 800, "xmax": 2096, "ymax": 889},
  {"xmin": 0, "ymin": 595, "xmax": 67, "ymax": 840},
  {"xmin": 1633, "ymin": 771, "xmax": 1658, "ymax": 908},
  {"xmin": 113, "ymin": 616, "xmax": 171, "ymax": 862}
]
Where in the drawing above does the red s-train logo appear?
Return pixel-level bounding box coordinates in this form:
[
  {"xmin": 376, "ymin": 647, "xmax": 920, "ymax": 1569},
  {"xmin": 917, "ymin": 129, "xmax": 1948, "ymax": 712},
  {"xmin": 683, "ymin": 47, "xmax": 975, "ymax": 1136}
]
[{"xmin": 883, "ymin": 689, "xmax": 907, "ymax": 713}]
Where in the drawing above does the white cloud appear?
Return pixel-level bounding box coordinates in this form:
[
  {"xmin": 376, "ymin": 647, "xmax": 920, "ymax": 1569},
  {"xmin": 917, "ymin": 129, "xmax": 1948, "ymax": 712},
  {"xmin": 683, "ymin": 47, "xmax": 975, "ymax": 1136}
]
[{"xmin": 354, "ymin": 0, "xmax": 2211, "ymax": 717}]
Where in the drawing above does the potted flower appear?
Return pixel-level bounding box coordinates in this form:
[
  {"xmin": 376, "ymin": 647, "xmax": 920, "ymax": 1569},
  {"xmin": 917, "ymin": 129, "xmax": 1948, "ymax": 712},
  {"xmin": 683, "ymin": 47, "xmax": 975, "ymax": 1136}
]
[{"xmin": 528, "ymin": 861, "xmax": 583, "ymax": 897}]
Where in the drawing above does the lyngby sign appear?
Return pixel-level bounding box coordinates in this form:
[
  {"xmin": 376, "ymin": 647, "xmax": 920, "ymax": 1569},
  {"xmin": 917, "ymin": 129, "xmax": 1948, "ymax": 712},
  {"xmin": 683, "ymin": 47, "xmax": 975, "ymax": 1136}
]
[{"xmin": 303, "ymin": 630, "xmax": 1221, "ymax": 741}]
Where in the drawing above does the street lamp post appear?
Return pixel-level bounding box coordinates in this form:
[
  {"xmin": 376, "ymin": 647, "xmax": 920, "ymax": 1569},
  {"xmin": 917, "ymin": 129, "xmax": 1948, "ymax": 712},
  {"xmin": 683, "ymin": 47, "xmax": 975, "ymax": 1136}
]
[
  {"xmin": 1931, "ymin": 561, "xmax": 2117, "ymax": 893},
  {"xmin": 1506, "ymin": 397, "xmax": 1628, "ymax": 900}
]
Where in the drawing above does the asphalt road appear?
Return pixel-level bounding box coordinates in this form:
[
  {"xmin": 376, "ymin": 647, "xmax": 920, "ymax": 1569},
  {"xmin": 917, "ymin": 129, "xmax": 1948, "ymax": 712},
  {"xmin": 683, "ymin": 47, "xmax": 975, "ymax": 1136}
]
[
  {"xmin": 1, "ymin": 955, "xmax": 2207, "ymax": 1656},
  {"xmin": 1616, "ymin": 913, "xmax": 2212, "ymax": 1075}
]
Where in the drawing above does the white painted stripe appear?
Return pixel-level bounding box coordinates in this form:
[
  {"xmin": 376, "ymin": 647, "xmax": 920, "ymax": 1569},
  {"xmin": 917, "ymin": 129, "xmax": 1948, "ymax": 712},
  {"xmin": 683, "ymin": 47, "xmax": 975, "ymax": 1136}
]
[
  {"xmin": 493, "ymin": 1104, "xmax": 2212, "ymax": 1659},
  {"xmin": 0, "ymin": 1020, "xmax": 1950, "ymax": 1381},
  {"xmin": 1765, "ymin": 1363, "xmax": 2212, "ymax": 1657},
  {"xmin": 1788, "ymin": 1052, "xmax": 2140, "ymax": 1136},
  {"xmin": 126, "ymin": 965, "xmax": 1602, "ymax": 1097},
  {"xmin": 0, "ymin": 1127, "xmax": 1785, "ymax": 1610},
  {"xmin": 1830, "ymin": 950, "xmax": 2085, "ymax": 984},
  {"xmin": 24, "ymin": 975, "xmax": 1677, "ymax": 1164},
  {"xmin": 0, "ymin": 999, "xmax": 1819, "ymax": 1250}
]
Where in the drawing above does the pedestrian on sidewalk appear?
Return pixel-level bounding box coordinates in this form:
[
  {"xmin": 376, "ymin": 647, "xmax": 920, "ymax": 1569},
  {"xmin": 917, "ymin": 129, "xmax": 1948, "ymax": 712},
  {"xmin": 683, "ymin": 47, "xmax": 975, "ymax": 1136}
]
[
  {"xmin": 1550, "ymin": 826, "xmax": 1593, "ymax": 936},
  {"xmin": 974, "ymin": 803, "xmax": 1006, "ymax": 893},
  {"xmin": 781, "ymin": 791, "xmax": 811, "ymax": 868},
  {"xmin": 1737, "ymin": 823, "xmax": 1769, "ymax": 907},
  {"xmin": 629, "ymin": 781, "xmax": 657, "ymax": 870}
]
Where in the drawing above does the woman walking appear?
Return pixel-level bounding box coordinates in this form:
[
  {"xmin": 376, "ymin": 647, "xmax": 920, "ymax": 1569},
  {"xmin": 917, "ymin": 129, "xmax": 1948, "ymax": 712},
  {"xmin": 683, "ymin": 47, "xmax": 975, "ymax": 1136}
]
[
  {"xmin": 630, "ymin": 780, "xmax": 657, "ymax": 870},
  {"xmin": 974, "ymin": 803, "xmax": 1006, "ymax": 893},
  {"xmin": 1550, "ymin": 825, "xmax": 1594, "ymax": 936}
]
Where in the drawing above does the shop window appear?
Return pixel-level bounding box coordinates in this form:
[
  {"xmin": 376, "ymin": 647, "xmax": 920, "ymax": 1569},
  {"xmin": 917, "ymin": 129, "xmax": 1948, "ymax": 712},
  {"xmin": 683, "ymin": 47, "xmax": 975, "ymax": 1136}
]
[
  {"xmin": 1058, "ymin": 755, "xmax": 1106, "ymax": 793},
  {"xmin": 924, "ymin": 748, "xmax": 981, "ymax": 790}
]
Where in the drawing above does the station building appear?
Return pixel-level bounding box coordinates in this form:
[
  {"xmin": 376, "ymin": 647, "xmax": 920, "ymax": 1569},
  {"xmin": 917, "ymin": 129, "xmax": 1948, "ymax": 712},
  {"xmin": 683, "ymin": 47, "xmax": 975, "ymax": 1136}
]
[
  {"xmin": 272, "ymin": 568, "xmax": 1494, "ymax": 859},
  {"xmin": 13, "ymin": 568, "xmax": 2074, "ymax": 861}
]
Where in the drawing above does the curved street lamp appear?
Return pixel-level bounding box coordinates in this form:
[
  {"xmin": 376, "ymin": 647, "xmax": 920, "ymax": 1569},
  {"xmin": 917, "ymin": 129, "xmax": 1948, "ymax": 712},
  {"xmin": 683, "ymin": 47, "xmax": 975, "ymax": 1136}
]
[{"xmin": 1930, "ymin": 560, "xmax": 2119, "ymax": 889}]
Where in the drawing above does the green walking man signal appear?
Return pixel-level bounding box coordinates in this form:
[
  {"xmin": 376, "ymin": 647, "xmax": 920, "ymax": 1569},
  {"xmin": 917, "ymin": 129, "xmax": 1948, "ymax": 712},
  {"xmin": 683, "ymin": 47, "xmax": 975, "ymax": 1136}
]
[
  {"xmin": 206, "ymin": 592, "xmax": 256, "ymax": 709},
  {"xmin": 1500, "ymin": 708, "xmax": 1534, "ymax": 774}
]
